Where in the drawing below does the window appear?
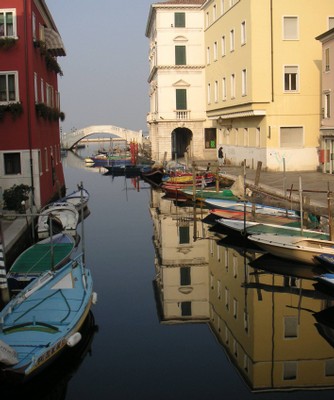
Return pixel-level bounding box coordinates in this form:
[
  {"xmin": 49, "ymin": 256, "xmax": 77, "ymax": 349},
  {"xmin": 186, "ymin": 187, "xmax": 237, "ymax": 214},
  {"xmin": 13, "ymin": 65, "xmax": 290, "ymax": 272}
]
[
  {"xmin": 206, "ymin": 46, "xmax": 210, "ymax": 64},
  {"xmin": 242, "ymin": 69, "xmax": 247, "ymax": 96},
  {"xmin": 230, "ymin": 29, "xmax": 235, "ymax": 51},
  {"xmin": 230, "ymin": 73, "xmax": 235, "ymax": 98},
  {"xmin": 213, "ymin": 41, "xmax": 218, "ymax": 61},
  {"xmin": 233, "ymin": 298, "xmax": 238, "ymax": 319},
  {"xmin": 283, "ymin": 16, "xmax": 298, "ymax": 40},
  {"xmin": 326, "ymin": 48, "xmax": 330, "ymax": 71},
  {"xmin": 328, "ymin": 17, "xmax": 334, "ymax": 30},
  {"xmin": 176, "ymin": 89, "xmax": 187, "ymax": 110},
  {"xmin": 4, "ymin": 153, "xmax": 21, "ymax": 175},
  {"xmin": 213, "ymin": 5, "xmax": 217, "ymax": 21},
  {"xmin": 34, "ymin": 73, "xmax": 38, "ymax": 103},
  {"xmin": 284, "ymin": 66, "xmax": 298, "ymax": 92},
  {"xmin": 280, "ymin": 127, "xmax": 303, "ymax": 148},
  {"xmin": 174, "ymin": 12, "xmax": 185, "ymax": 28},
  {"xmin": 32, "ymin": 12, "xmax": 36, "ymax": 40},
  {"xmin": 214, "ymin": 80, "xmax": 218, "ymax": 103},
  {"xmin": 41, "ymin": 79, "xmax": 44, "ymax": 103},
  {"xmin": 284, "ymin": 316, "xmax": 298, "ymax": 338},
  {"xmin": 181, "ymin": 302, "xmax": 192, "ymax": 316},
  {"xmin": 46, "ymin": 83, "xmax": 53, "ymax": 107},
  {"xmin": 325, "ymin": 360, "xmax": 334, "ymax": 377},
  {"xmin": 0, "ymin": 72, "xmax": 18, "ymax": 102},
  {"xmin": 207, "ymin": 83, "xmax": 211, "ymax": 104},
  {"xmin": 175, "ymin": 45, "xmax": 186, "ymax": 65},
  {"xmin": 225, "ymin": 287, "xmax": 230, "ymax": 310},
  {"xmin": 205, "ymin": 128, "xmax": 216, "ymax": 149},
  {"xmin": 222, "ymin": 77, "xmax": 227, "ymax": 100},
  {"xmin": 241, "ymin": 21, "xmax": 246, "ymax": 45},
  {"xmin": 283, "ymin": 362, "xmax": 297, "ymax": 380},
  {"xmin": 221, "ymin": 0, "xmax": 225, "ymax": 14},
  {"xmin": 324, "ymin": 93, "xmax": 331, "ymax": 118},
  {"xmin": 179, "ymin": 226, "xmax": 190, "ymax": 244},
  {"xmin": 180, "ymin": 267, "xmax": 191, "ymax": 285},
  {"xmin": 221, "ymin": 35, "xmax": 226, "ymax": 56},
  {"xmin": 0, "ymin": 9, "xmax": 16, "ymax": 37}
]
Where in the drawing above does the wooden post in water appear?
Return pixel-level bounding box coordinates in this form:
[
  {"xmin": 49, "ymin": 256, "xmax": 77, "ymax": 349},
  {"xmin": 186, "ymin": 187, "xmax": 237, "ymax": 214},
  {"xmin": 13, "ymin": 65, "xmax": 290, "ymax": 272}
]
[
  {"xmin": 328, "ymin": 183, "xmax": 333, "ymax": 241},
  {"xmin": 252, "ymin": 161, "xmax": 262, "ymax": 217},
  {"xmin": 299, "ymin": 176, "xmax": 303, "ymax": 235},
  {"xmin": 0, "ymin": 220, "xmax": 10, "ymax": 304},
  {"xmin": 192, "ymin": 162, "xmax": 196, "ymax": 204}
]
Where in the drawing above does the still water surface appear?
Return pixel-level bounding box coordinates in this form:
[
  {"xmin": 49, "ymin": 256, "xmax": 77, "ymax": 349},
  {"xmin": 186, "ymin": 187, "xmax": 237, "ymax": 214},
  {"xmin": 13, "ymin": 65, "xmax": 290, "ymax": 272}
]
[{"xmin": 4, "ymin": 146, "xmax": 334, "ymax": 399}]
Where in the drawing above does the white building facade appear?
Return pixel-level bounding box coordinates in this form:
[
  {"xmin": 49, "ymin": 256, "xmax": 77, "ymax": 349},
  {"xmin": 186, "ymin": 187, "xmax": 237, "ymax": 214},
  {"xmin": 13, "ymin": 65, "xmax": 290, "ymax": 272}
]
[{"xmin": 146, "ymin": 0, "xmax": 207, "ymax": 163}]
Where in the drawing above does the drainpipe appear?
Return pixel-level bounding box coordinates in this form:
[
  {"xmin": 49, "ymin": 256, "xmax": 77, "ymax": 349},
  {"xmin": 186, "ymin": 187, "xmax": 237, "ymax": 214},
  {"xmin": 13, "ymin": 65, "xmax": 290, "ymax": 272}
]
[{"xmin": 24, "ymin": 0, "xmax": 36, "ymax": 209}]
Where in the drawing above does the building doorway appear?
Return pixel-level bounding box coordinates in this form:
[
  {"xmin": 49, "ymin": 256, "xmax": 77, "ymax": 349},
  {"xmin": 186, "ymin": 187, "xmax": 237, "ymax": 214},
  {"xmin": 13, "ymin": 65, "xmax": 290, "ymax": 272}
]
[{"xmin": 171, "ymin": 128, "xmax": 192, "ymax": 160}]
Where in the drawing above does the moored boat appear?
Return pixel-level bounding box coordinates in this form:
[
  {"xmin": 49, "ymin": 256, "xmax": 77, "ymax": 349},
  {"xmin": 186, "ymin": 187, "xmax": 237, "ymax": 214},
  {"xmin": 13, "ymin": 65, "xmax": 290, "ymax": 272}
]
[
  {"xmin": 0, "ymin": 253, "xmax": 97, "ymax": 382},
  {"xmin": 7, "ymin": 233, "xmax": 76, "ymax": 291},
  {"xmin": 248, "ymin": 233, "xmax": 334, "ymax": 265},
  {"xmin": 37, "ymin": 202, "xmax": 79, "ymax": 239}
]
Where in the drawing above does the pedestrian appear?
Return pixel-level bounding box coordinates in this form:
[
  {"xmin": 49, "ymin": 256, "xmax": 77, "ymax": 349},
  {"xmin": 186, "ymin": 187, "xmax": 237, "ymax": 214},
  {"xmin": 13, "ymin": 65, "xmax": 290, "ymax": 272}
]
[{"xmin": 218, "ymin": 147, "xmax": 224, "ymax": 167}]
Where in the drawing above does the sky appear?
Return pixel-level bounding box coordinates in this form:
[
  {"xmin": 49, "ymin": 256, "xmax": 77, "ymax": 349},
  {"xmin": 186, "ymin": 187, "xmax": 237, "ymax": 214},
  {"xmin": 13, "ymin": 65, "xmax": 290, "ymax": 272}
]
[{"xmin": 47, "ymin": 0, "xmax": 154, "ymax": 134}]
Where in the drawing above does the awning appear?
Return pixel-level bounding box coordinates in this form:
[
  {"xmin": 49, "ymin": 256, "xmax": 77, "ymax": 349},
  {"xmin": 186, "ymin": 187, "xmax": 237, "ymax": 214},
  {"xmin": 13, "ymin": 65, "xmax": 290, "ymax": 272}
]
[
  {"xmin": 44, "ymin": 28, "xmax": 66, "ymax": 57},
  {"xmin": 209, "ymin": 110, "xmax": 266, "ymax": 120}
]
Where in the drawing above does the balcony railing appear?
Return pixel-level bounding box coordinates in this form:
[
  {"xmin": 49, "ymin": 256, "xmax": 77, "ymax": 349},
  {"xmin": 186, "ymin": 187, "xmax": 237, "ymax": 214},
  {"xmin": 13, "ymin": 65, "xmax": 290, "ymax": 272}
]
[{"xmin": 175, "ymin": 110, "xmax": 190, "ymax": 120}]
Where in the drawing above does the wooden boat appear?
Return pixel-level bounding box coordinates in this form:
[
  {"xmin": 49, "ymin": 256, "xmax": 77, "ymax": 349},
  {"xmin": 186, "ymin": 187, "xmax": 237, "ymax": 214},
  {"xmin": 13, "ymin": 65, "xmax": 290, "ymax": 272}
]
[
  {"xmin": 0, "ymin": 253, "xmax": 96, "ymax": 382},
  {"xmin": 205, "ymin": 198, "xmax": 299, "ymax": 218},
  {"xmin": 7, "ymin": 233, "xmax": 76, "ymax": 291},
  {"xmin": 217, "ymin": 218, "xmax": 328, "ymax": 240},
  {"xmin": 248, "ymin": 233, "xmax": 334, "ymax": 265},
  {"xmin": 181, "ymin": 187, "xmax": 239, "ymax": 201},
  {"xmin": 162, "ymin": 172, "xmax": 216, "ymax": 185},
  {"xmin": 209, "ymin": 208, "xmax": 300, "ymax": 226},
  {"xmin": 141, "ymin": 168, "xmax": 165, "ymax": 185},
  {"xmin": 37, "ymin": 202, "xmax": 79, "ymax": 239}
]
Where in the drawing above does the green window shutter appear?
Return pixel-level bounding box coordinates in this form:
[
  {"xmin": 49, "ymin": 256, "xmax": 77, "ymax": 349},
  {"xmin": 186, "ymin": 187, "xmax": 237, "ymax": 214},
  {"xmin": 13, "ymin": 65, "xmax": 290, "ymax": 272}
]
[
  {"xmin": 175, "ymin": 12, "xmax": 185, "ymax": 27},
  {"xmin": 176, "ymin": 89, "xmax": 187, "ymax": 110},
  {"xmin": 175, "ymin": 46, "xmax": 186, "ymax": 65}
]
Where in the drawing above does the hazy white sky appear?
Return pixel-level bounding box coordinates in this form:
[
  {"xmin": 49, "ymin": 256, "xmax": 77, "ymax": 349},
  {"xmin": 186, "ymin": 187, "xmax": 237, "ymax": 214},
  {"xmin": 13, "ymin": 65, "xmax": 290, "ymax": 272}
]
[{"xmin": 47, "ymin": 0, "xmax": 154, "ymax": 134}]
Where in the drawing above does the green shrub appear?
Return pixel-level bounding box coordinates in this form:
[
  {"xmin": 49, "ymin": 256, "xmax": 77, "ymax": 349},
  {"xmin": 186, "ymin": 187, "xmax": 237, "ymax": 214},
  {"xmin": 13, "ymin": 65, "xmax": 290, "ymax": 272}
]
[{"xmin": 3, "ymin": 184, "xmax": 31, "ymax": 212}]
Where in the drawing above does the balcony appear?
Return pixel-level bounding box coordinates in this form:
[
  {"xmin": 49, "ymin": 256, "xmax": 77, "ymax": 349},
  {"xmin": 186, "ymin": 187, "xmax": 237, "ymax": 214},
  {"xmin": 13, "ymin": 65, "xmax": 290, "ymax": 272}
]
[{"xmin": 175, "ymin": 110, "xmax": 190, "ymax": 120}]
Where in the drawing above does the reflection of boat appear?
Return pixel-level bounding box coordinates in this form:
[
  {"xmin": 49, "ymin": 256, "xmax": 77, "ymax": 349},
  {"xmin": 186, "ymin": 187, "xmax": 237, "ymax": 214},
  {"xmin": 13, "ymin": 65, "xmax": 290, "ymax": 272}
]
[
  {"xmin": 37, "ymin": 202, "xmax": 79, "ymax": 239},
  {"xmin": 0, "ymin": 253, "xmax": 96, "ymax": 382},
  {"xmin": 7, "ymin": 233, "xmax": 76, "ymax": 291},
  {"xmin": 205, "ymin": 198, "xmax": 299, "ymax": 218},
  {"xmin": 315, "ymin": 254, "xmax": 334, "ymax": 271},
  {"xmin": 316, "ymin": 273, "xmax": 334, "ymax": 288},
  {"xmin": 249, "ymin": 253, "xmax": 326, "ymax": 280},
  {"xmin": 248, "ymin": 233, "xmax": 334, "ymax": 265},
  {"xmin": 0, "ymin": 312, "xmax": 98, "ymax": 399},
  {"xmin": 217, "ymin": 218, "xmax": 328, "ymax": 240}
]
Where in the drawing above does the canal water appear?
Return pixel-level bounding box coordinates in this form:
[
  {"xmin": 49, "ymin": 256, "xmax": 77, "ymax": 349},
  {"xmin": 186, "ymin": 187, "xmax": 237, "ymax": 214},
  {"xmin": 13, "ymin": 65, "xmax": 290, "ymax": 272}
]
[{"xmin": 3, "ymin": 144, "xmax": 334, "ymax": 399}]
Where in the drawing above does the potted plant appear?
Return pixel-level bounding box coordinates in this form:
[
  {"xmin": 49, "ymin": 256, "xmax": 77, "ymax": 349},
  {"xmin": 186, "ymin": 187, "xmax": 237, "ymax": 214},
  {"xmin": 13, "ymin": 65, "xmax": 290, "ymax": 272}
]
[{"xmin": 3, "ymin": 184, "xmax": 31, "ymax": 212}]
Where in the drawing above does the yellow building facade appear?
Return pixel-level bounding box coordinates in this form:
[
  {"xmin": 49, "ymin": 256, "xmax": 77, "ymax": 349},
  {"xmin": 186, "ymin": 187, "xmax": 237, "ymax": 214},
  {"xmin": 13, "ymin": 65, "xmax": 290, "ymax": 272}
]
[{"xmin": 203, "ymin": 0, "xmax": 334, "ymax": 171}]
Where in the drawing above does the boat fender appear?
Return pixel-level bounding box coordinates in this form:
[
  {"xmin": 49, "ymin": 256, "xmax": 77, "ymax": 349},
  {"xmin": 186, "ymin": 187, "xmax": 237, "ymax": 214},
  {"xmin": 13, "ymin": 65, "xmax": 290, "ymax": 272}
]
[
  {"xmin": 0, "ymin": 340, "xmax": 18, "ymax": 366},
  {"xmin": 92, "ymin": 292, "xmax": 98, "ymax": 305},
  {"xmin": 67, "ymin": 332, "xmax": 82, "ymax": 348}
]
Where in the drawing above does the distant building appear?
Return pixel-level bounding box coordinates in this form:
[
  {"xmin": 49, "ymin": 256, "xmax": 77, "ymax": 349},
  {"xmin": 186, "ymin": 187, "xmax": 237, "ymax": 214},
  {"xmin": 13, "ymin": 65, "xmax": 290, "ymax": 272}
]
[
  {"xmin": 145, "ymin": 0, "xmax": 206, "ymax": 163},
  {"xmin": 146, "ymin": 0, "xmax": 334, "ymax": 172},
  {"xmin": 316, "ymin": 27, "xmax": 334, "ymax": 174},
  {"xmin": 0, "ymin": 0, "xmax": 66, "ymax": 209}
]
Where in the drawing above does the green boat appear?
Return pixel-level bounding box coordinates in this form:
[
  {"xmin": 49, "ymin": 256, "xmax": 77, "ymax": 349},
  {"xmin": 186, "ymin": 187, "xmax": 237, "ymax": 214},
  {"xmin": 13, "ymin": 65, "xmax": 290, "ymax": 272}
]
[{"xmin": 7, "ymin": 233, "xmax": 76, "ymax": 292}]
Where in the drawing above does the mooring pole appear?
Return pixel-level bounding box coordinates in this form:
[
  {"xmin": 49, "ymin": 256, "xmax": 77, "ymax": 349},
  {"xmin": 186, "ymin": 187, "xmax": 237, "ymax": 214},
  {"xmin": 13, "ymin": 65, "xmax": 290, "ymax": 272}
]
[{"xmin": 0, "ymin": 220, "xmax": 10, "ymax": 304}]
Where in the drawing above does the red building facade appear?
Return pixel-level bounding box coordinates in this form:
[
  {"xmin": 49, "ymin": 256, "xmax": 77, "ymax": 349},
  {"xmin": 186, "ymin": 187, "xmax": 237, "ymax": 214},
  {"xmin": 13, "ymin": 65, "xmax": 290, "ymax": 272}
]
[{"xmin": 0, "ymin": 0, "xmax": 65, "ymax": 209}]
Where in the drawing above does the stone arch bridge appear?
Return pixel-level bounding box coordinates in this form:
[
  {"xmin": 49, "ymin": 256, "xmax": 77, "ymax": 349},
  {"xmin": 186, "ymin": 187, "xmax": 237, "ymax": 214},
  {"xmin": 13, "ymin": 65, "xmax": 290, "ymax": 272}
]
[{"xmin": 61, "ymin": 125, "xmax": 143, "ymax": 150}]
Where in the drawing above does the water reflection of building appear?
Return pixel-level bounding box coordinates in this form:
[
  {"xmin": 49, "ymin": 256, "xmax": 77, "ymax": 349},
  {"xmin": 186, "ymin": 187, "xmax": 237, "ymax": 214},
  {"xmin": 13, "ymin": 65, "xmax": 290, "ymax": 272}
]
[
  {"xmin": 150, "ymin": 189, "xmax": 210, "ymax": 323},
  {"xmin": 208, "ymin": 236, "xmax": 334, "ymax": 392}
]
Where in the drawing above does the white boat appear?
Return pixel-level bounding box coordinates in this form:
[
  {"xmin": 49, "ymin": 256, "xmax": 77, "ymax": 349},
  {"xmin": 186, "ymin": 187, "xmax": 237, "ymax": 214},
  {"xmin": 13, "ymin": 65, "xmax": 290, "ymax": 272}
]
[
  {"xmin": 217, "ymin": 218, "xmax": 329, "ymax": 240},
  {"xmin": 317, "ymin": 273, "xmax": 334, "ymax": 288},
  {"xmin": 248, "ymin": 233, "xmax": 334, "ymax": 265},
  {"xmin": 37, "ymin": 202, "xmax": 79, "ymax": 239},
  {"xmin": 61, "ymin": 187, "xmax": 89, "ymax": 211},
  {"xmin": 205, "ymin": 198, "xmax": 299, "ymax": 218}
]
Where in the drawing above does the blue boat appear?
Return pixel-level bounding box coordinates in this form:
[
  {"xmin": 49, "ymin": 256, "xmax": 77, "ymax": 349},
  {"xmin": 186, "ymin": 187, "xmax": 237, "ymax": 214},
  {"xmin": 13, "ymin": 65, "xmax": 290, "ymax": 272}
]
[
  {"xmin": 315, "ymin": 254, "xmax": 334, "ymax": 272},
  {"xmin": 0, "ymin": 253, "xmax": 96, "ymax": 382}
]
